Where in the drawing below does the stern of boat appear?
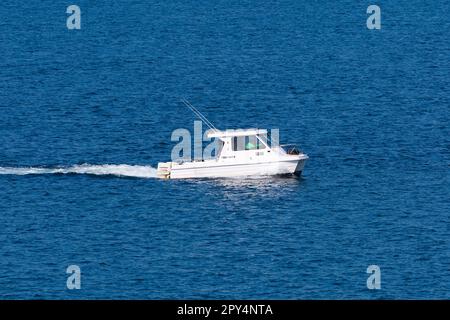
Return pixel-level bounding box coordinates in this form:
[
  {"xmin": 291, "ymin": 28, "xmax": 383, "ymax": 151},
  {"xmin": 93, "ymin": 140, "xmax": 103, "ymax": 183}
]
[{"xmin": 157, "ymin": 162, "xmax": 172, "ymax": 179}]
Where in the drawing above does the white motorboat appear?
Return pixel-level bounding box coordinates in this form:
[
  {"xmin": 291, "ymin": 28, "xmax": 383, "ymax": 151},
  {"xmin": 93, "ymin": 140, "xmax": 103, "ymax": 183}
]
[
  {"xmin": 156, "ymin": 100, "xmax": 308, "ymax": 179},
  {"xmin": 157, "ymin": 128, "xmax": 308, "ymax": 179}
]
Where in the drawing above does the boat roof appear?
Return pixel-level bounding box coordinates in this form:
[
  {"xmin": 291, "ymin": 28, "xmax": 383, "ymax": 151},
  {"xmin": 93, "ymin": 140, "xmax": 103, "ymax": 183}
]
[{"xmin": 208, "ymin": 128, "xmax": 268, "ymax": 138}]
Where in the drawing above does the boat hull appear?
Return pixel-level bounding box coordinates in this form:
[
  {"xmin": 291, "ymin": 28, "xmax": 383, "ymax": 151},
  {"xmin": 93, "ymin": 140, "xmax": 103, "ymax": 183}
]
[{"xmin": 167, "ymin": 158, "xmax": 307, "ymax": 179}]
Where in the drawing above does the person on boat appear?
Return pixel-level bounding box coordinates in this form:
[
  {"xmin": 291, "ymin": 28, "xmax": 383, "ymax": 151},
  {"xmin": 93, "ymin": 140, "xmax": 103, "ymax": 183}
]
[{"xmin": 245, "ymin": 141, "xmax": 256, "ymax": 150}]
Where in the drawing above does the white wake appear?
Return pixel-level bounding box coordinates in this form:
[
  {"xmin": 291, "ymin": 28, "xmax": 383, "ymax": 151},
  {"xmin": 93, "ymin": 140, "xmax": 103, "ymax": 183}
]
[{"xmin": 0, "ymin": 164, "xmax": 157, "ymax": 178}]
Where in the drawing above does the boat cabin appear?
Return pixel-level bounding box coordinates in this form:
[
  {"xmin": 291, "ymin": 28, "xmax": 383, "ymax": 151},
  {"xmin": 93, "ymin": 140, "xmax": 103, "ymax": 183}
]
[{"xmin": 208, "ymin": 129, "xmax": 273, "ymax": 161}]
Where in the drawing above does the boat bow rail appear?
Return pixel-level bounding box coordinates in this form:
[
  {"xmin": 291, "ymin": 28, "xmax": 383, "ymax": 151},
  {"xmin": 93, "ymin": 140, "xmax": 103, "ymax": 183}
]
[{"xmin": 279, "ymin": 144, "xmax": 302, "ymax": 155}]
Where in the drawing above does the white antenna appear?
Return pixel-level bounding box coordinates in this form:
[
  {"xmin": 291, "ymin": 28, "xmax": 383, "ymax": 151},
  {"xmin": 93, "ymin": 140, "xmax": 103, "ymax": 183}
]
[{"xmin": 181, "ymin": 98, "xmax": 218, "ymax": 132}]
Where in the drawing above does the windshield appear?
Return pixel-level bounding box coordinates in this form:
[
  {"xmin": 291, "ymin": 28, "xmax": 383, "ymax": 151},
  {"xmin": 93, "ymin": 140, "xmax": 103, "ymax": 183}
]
[{"xmin": 257, "ymin": 134, "xmax": 269, "ymax": 147}]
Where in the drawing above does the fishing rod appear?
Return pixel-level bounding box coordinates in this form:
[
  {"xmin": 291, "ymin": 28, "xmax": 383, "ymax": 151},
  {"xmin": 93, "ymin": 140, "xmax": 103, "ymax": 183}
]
[{"xmin": 181, "ymin": 98, "xmax": 218, "ymax": 132}]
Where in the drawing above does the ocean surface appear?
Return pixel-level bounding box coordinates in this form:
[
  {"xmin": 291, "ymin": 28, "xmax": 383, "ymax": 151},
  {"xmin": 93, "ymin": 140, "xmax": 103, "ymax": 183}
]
[{"xmin": 0, "ymin": 1, "xmax": 449, "ymax": 299}]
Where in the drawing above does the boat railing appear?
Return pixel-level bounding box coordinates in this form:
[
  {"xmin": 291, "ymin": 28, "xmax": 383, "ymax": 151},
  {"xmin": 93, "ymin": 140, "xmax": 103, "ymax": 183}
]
[{"xmin": 279, "ymin": 144, "xmax": 302, "ymax": 155}]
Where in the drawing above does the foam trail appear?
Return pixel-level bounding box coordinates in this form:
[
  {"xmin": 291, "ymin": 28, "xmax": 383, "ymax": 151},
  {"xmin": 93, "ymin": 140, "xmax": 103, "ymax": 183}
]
[{"xmin": 0, "ymin": 164, "xmax": 157, "ymax": 178}]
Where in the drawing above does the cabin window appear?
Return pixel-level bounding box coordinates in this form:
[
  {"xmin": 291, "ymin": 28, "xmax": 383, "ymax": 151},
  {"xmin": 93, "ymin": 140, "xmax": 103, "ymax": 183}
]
[
  {"xmin": 232, "ymin": 137, "xmax": 245, "ymax": 151},
  {"xmin": 245, "ymin": 136, "xmax": 257, "ymax": 150},
  {"xmin": 232, "ymin": 135, "xmax": 265, "ymax": 151},
  {"xmin": 217, "ymin": 141, "xmax": 224, "ymax": 155},
  {"xmin": 258, "ymin": 134, "xmax": 268, "ymax": 148},
  {"xmin": 256, "ymin": 136, "xmax": 266, "ymax": 149}
]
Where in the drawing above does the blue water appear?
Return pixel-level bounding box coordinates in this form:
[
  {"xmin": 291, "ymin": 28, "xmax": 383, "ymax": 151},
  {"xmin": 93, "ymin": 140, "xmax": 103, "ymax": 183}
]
[{"xmin": 0, "ymin": 1, "xmax": 449, "ymax": 299}]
